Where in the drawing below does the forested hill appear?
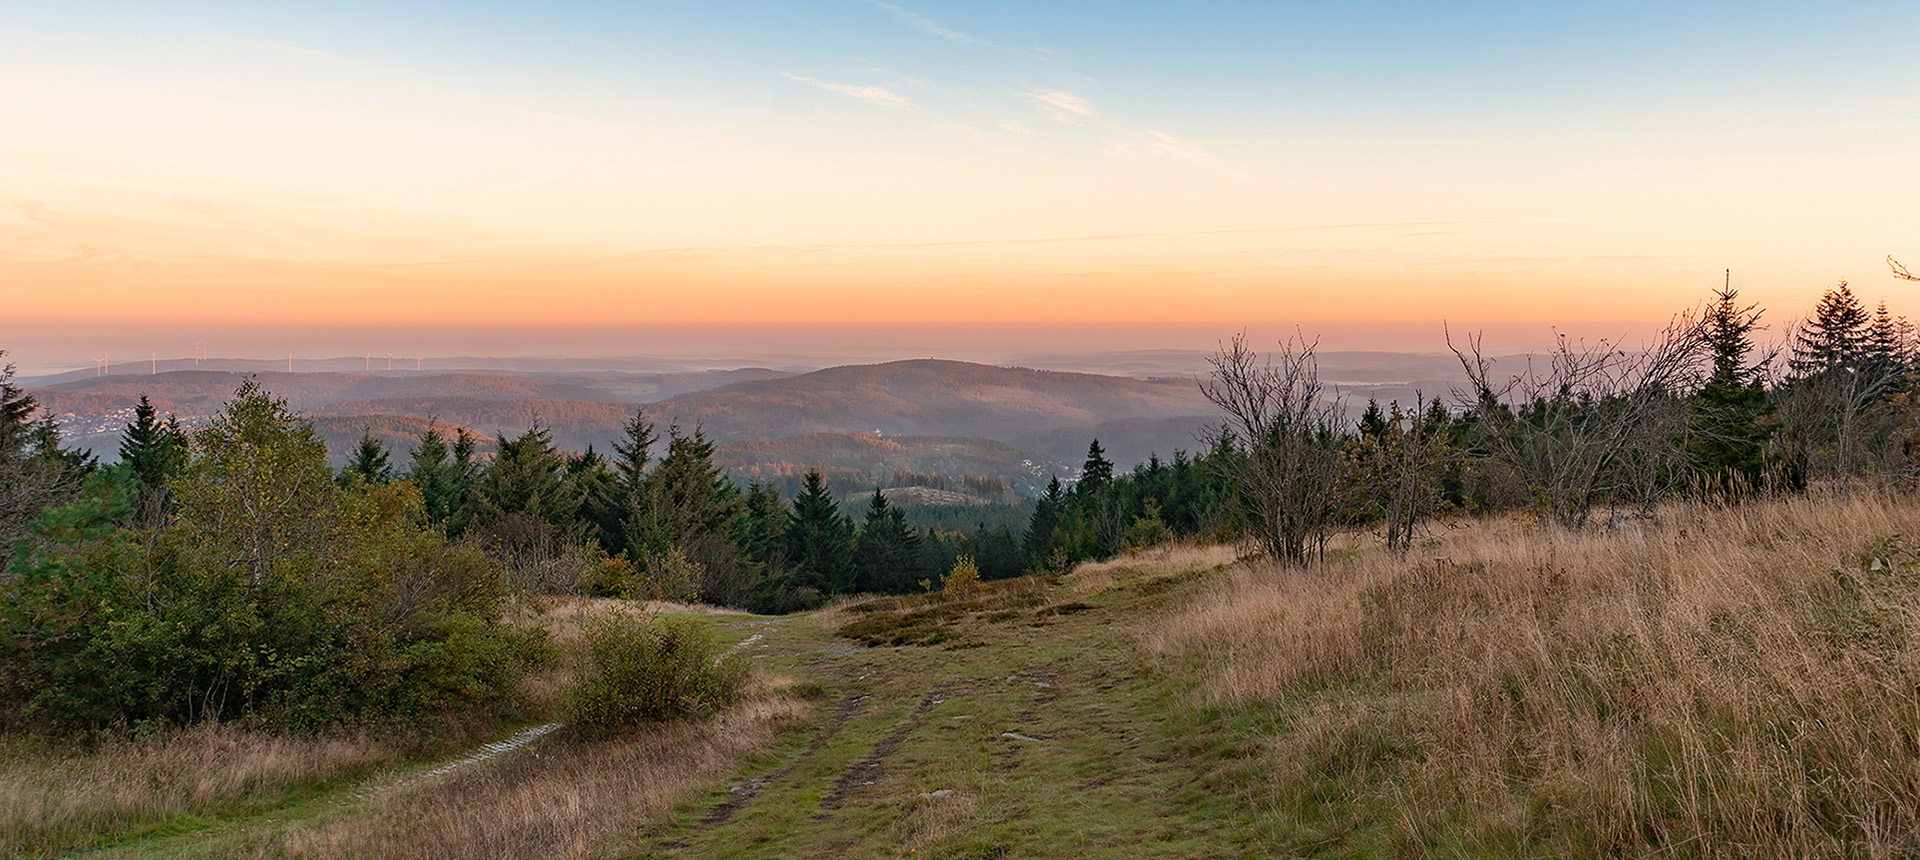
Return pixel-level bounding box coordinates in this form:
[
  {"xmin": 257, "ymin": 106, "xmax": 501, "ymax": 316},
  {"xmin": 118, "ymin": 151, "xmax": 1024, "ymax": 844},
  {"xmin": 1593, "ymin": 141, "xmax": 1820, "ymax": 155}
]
[
  {"xmin": 35, "ymin": 359, "xmax": 1223, "ymax": 472},
  {"xmin": 647, "ymin": 359, "xmax": 1216, "ymax": 461},
  {"xmin": 32, "ymin": 370, "xmax": 615, "ymax": 414}
]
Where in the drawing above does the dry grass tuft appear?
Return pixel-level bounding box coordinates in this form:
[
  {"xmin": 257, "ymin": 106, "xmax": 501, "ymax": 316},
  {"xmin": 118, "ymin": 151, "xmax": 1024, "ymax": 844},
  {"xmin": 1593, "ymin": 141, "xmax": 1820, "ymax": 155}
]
[
  {"xmin": 831, "ymin": 573, "xmax": 1060, "ymax": 647},
  {"xmin": 891, "ymin": 787, "xmax": 983, "ymax": 853},
  {"xmin": 1066, "ymin": 541, "xmax": 1239, "ymax": 597},
  {"xmin": 1142, "ymin": 489, "xmax": 1920, "ymax": 857},
  {"xmin": 0, "ymin": 722, "xmax": 404, "ymax": 858}
]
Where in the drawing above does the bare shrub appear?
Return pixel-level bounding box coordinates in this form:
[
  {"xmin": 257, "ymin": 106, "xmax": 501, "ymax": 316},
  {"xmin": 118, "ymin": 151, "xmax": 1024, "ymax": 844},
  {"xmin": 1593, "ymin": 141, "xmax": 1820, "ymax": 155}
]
[
  {"xmin": 1200, "ymin": 333, "xmax": 1347, "ymax": 565},
  {"xmin": 1450, "ymin": 316, "xmax": 1710, "ymax": 528}
]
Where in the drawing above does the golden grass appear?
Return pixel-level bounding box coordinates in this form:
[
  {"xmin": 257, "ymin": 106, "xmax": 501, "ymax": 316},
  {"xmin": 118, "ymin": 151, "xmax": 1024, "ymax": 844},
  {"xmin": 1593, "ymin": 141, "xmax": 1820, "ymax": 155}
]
[
  {"xmin": 1064, "ymin": 541, "xmax": 1240, "ymax": 597},
  {"xmin": 1140, "ymin": 489, "xmax": 1920, "ymax": 857},
  {"xmin": 1, "ymin": 595, "xmax": 777, "ymax": 859},
  {"xmin": 0, "ymin": 722, "xmax": 405, "ymax": 858},
  {"xmin": 222, "ymin": 676, "xmax": 807, "ymax": 859}
]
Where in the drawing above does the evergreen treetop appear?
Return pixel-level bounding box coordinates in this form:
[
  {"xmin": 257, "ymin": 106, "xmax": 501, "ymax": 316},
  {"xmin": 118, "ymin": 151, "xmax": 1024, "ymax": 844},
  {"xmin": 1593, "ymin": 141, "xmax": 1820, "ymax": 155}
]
[
  {"xmin": 1078, "ymin": 439, "xmax": 1114, "ymax": 496},
  {"xmin": 341, "ymin": 429, "xmax": 394, "ymax": 486},
  {"xmin": 1792, "ymin": 280, "xmax": 1869, "ymax": 377}
]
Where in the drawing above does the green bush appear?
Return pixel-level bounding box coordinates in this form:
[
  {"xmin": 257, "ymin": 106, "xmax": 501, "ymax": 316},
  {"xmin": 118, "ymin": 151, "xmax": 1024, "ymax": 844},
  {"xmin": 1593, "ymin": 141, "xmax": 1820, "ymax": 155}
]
[
  {"xmin": 0, "ymin": 383, "xmax": 541, "ymax": 734},
  {"xmin": 567, "ymin": 614, "xmax": 746, "ymax": 734}
]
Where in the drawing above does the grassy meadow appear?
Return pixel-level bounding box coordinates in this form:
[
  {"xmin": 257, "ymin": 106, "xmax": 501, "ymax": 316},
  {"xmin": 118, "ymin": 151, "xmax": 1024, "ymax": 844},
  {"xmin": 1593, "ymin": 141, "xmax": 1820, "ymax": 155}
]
[{"xmin": 8, "ymin": 489, "xmax": 1920, "ymax": 858}]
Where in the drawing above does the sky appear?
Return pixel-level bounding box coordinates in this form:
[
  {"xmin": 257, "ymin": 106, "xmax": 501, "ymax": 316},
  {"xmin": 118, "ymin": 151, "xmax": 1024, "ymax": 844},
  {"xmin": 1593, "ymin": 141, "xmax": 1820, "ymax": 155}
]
[{"xmin": 4, "ymin": 1, "xmax": 1919, "ymax": 372}]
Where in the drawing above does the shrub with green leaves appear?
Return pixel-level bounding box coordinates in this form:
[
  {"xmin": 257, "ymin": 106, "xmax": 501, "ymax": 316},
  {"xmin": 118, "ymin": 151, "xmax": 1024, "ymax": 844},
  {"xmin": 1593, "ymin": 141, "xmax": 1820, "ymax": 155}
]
[
  {"xmin": 568, "ymin": 614, "xmax": 746, "ymax": 734},
  {"xmin": 0, "ymin": 381, "xmax": 541, "ymax": 734}
]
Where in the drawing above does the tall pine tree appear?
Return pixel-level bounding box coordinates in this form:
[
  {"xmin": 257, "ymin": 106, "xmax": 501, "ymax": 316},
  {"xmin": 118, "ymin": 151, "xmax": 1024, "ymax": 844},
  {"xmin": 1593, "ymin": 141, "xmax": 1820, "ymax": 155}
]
[
  {"xmin": 783, "ymin": 470, "xmax": 855, "ymax": 600},
  {"xmin": 339, "ymin": 429, "xmax": 393, "ymax": 486},
  {"xmin": 405, "ymin": 420, "xmax": 462, "ymax": 526},
  {"xmin": 855, "ymin": 488, "xmax": 923, "ymax": 593},
  {"xmin": 119, "ymin": 394, "xmax": 186, "ymax": 498},
  {"xmin": 1792, "ymin": 281, "xmax": 1869, "ymax": 377},
  {"xmin": 1022, "ymin": 475, "xmax": 1067, "ymax": 569}
]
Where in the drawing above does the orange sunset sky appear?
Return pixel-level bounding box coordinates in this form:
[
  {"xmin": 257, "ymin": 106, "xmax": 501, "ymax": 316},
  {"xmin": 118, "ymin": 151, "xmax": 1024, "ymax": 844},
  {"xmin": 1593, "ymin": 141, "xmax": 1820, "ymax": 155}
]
[{"xmin": 4, "ymin": 2, "xmax": 1918, "ymax": 372}]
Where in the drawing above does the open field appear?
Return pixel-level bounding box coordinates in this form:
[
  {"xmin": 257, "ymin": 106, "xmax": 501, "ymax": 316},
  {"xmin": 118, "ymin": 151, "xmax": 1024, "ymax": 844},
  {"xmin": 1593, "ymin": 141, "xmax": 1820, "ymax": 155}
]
[
  {"xmin": 1146, "ymin": 489, "xmax": 1920, "ymax": 857},
  {"xmin": 10, "ymin": 491, "xmax": 1920, "ymax": 858}
]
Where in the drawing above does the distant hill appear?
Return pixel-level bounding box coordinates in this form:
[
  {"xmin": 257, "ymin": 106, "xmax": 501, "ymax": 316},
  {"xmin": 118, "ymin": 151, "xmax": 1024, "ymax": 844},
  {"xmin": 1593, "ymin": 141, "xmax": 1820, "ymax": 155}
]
[
  {"xmin": 28, "ymin": 354, "xmax": 1490, "ymax": 485},
  {"xmin": 33, "ymin": 370, "xmax": 614, "ymax": 413},
  {"xmin": 646, "ymin": 359, "xmax": 1216, "ymax": 466},
  {"xmin": 307, "ymin": 398, "xmax": 634, "ymax": 455},
  {"xmin": 31, "ymin": 359, "xmax": 1224, "ymax": 476}
]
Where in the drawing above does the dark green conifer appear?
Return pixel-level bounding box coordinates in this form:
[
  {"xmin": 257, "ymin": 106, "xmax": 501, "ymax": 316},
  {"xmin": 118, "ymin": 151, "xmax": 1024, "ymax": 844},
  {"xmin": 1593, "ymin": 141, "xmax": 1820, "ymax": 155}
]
[
  {"xmin": 406, "ymin": 420, "xmax": 460, "ymax": 525},
  {"xmin": 1022, "ymin": 475, "xmax": 1066, "ymax": 568},
  {"xmin": 340, "ymin": 429, "xmax": 393, "ymax": 485},
  {"xmin": 611, "ymin": 407, "xmax": 656, "ymax": 497},
  {"xmin": 1359, "ymin": 398, "xmax": 1387, "ymax": 439},
  {"xmin": 1077, "ymin": 439, "xmax": 1113, "ymax": 497},
  {"xmin": 784, "ymin": 470, "xmax": 855, "ymax": 597},
  {"xmin": 119, "ymin": 394, "xmax": 186, "ymax": 496},
  {"xmin": 1792, "ymin": 281, "xmax": 1869, "ymax": 377},
  {"xmin": 1691, "ymin": 280, "xmax": 1774, "ymax": 492}
]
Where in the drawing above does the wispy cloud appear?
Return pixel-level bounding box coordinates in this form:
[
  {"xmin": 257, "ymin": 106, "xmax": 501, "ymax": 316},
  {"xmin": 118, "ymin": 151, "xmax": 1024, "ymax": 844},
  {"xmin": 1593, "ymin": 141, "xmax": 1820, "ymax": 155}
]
[
  {"xmin": 997, "ymin": 119, "xmax": 1034, "ymax": 136},
  {"xmin": 1098, "ymin": 130, "xmax": 1237, "ymax": 175},
  {"xmin": 1140, "ymin": 130, "xmax": 1230, "ymax": 170},
  {"xmin": 1027, "ymin": 90, "xmax": 1095, "ymax": 122},
  {"xmin": 780, "ymin": 72, "xmax": 913, "ymax": 109},
  {"xmin": 1200, "ymin": 221, "xmax": 1498, "ymax": 235},
  {"xmin": 866, "ymin": 0, "xmax": 973, "ymax": 44}
]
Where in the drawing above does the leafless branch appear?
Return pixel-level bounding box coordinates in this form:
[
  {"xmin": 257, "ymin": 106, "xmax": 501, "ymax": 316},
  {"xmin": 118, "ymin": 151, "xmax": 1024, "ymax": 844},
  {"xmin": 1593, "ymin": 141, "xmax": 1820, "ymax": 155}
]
[{"xmin": 1448, "ymin": 315, "xmax": 1710, "ymax": 528}]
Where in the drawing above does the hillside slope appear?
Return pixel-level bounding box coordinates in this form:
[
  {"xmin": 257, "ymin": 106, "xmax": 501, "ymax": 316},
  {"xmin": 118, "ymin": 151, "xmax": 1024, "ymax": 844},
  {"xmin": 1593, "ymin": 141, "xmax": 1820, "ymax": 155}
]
[{"xmin": 36, "ymin": 359, "xmax": 1221, "ymax": 472}]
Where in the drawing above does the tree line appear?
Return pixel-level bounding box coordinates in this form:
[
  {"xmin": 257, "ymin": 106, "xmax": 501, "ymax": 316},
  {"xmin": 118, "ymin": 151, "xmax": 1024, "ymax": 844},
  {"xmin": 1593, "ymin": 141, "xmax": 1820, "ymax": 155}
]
[
  {"xmin": 1204, "ymin": 277, "xmax": 1920, "ymax": 565},
  {"xmin": 2, "ymin": 272, "xmax": 1912, "ymax": 731}
]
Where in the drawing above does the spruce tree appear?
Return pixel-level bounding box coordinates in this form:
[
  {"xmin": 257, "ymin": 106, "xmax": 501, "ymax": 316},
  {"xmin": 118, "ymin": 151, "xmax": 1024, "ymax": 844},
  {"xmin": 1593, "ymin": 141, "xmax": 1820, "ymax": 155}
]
[
  {"xmin": 855, "ymin": 488, "xmax": 923, "ymax": 593},
  {"xmin": 443, "ymin": 427, "xmax": 481, "ymax": 532},
  {"xmin": 631, "ymin": 425, "xmax": 741, "ymax": 555},
  {"xmin": 1868, "ymin": 301, "xmax": 1906, "ymax": 379},
  {"xmin": 1022, "ymin": 475, "xmax": 1066, "ymax": 568},
  {"xmin": 1077, "ymin": 439, "xmax": 1114, "ymax": 497},
  {"xmin": 1358, "ymin": 399, "xmax": 1387, "ymax": 439},
  {"xmin": 0, "ymin": 354, "xmax": 37, "ymax": 463},
  {"xmin": 470, "ymin": 422, "xmax": 578, "ymax": 540},
  {"xmin": 784, "ymin": 470, "xmax": 855, "ymax": 597},
  {"xmin": 736, "ymin": 481, "xmax": 787, "ymax": 566},
  {"xmin": 610, "ymin": 406, "xmax": 656, "ymax": 497},
  {"xmin": 1691, "ymin": 281, "xmax": 1773, "ymax": 491},
  {"xmin": 1792, "ymin": 281, "xmax": 1870, "ymax": 377},
  {"xmin": 406, "ymin": 421, "xmax": 460, "ymax": 525},
  {"xmin": 119, "ymin": 394, "xmax": 186, "ymax": 497},
  {"xmin": 340, "ymin": 429, "xmax": 393, "ymax": 485}
]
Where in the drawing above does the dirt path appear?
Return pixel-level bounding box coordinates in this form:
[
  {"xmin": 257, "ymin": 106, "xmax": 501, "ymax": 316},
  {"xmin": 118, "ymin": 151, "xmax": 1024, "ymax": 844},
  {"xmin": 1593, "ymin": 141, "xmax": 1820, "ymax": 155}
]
[{"xmin": 634, "ymin": 567, "xmax": 1259, "ymax": 859}]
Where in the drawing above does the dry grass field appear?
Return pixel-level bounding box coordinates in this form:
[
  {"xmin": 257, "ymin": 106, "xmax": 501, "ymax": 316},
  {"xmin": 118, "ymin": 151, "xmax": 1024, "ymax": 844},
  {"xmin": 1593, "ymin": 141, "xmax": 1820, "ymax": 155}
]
[
  {"xmin": 1143, "ymin": 489, "xmax": 1920, "ymax": 857},
  {"xmin": 11, "ymin": 490, "xmax": 1920, "ymax": 858}
]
